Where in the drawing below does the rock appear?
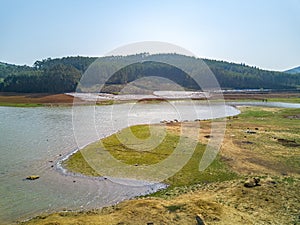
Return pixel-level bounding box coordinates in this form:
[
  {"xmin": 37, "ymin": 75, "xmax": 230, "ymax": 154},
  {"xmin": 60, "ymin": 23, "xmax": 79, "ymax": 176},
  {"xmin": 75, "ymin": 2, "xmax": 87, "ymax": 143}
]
[
  {"xmin": 204, "ymin": 135, "xmax": 213, "ymax": 138},
  {"xmin": 242, "ymin": 141, "xmax": 254, "ymax": 144},
  {"xmin": 277, "ymin": 138, "xmax": 300, "ymax": 147},
  {"xmin": 244, "ymin": 177, "xmax": 260, "ymax": 188},
  {"xmin": 26, "ymin": 175, "xmax": 40, "ymax": 180},
  {"xmin": 245, "ymin": 130, "xmax": 257, "ymax": 134},
  {"xmin": 196, "ymin": 214, "xmax": 206, "ymax": 225}
]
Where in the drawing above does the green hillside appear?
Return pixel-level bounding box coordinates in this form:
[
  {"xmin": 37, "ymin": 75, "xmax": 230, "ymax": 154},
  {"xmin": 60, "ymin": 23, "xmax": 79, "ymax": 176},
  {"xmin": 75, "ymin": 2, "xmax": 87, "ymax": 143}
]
[
  {"xmin": 0, "ymin": 54, "xmax": 299, "ymax": 93},
  {"xmin": 285, "ymin": 66, "xmax": 300, "ymax": 74}
]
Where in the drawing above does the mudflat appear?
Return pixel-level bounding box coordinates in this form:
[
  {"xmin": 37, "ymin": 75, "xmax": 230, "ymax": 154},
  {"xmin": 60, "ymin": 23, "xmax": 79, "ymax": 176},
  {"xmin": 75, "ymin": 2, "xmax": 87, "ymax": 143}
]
[{"xmin": 0, "ymin": 92, "xmax": 74, "ymax": 106}]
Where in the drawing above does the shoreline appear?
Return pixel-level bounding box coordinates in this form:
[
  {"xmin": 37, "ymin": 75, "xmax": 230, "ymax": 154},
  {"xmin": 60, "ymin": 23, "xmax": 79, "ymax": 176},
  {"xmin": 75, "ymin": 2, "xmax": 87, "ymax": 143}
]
[
  {"xmin": 56, "ymin": 145, "xmax": 169, "ymax": 188},
  {"xmin": 0, "ymin": 91, "xmax": 299, "ymax": 107},
  {"xmin": 58, "ymin": 100, "xmax": 299, "ymax": 182}
]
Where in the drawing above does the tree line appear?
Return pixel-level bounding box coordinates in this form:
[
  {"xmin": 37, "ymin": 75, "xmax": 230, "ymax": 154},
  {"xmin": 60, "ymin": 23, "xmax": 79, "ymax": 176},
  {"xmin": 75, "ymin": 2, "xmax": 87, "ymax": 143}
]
[
  {"xmin": 0, "ymin": 64, "xmax": 81, "ymax": 93},
  {"xmin": 0, "ymin": 54, "xmax": 299, "ymax": 93}
]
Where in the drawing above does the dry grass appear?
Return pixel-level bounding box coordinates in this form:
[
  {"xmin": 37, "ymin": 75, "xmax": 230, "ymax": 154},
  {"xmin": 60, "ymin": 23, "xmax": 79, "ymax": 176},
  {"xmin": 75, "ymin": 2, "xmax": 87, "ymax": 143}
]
[
  {"xmin": 220, "ymin": 107, "xmax": 300, "ymax": 176},
  {"xmin": 22, "ymin": 177, "xmax": 300, "ymax": 225}
]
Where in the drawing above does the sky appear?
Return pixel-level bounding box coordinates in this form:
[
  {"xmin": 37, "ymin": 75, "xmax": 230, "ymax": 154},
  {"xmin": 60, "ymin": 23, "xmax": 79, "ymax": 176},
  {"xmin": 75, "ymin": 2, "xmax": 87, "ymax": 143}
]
[{"xmin": 1, "ymin": 0, "xmax": 299, "ymax": 71}]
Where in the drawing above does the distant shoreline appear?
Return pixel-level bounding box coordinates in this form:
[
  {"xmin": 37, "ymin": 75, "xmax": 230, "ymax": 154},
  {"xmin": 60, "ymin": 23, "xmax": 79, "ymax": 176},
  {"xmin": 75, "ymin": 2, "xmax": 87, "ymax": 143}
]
[
  {"xmin": 0, "ymin": 91, "xmax": 299, "ymax": 107},
  {"xmin": 0, "ymin": 92, "xmax": 74, "ymax": 107}
]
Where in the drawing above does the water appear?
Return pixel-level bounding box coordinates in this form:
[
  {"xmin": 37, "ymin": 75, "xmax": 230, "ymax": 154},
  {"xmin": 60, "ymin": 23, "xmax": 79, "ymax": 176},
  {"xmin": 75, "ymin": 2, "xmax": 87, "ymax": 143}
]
[{"xmin": 0, "ymin": 101, "xmax": 241, "ymax": 223}]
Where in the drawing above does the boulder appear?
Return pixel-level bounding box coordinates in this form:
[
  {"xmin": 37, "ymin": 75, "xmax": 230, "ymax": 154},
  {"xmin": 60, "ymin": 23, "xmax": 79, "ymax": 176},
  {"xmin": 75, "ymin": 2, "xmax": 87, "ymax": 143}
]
[
  {"xmin": 26, "ymin": 175, "xmax": 40, "ymax": 180},
  {"xmin": 245, "ymin": 130, "xmax": 257, "ymax": 134},
  {"xmin": 244, "ymin": 177, "xmax": 260, "ymax": 188},
  {"xmin": 196, "ymin": 214, "xmax": 206, "ymax": 225}
]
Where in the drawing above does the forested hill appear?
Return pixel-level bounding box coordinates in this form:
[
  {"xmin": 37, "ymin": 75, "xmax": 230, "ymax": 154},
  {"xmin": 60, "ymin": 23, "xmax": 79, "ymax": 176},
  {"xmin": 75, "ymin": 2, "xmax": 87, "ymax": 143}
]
[
  {"xmin": 285, "ymin": 66, "xmax": 300, "ymax": 74},
  {"xmin": 0, "ymin": 54, "xmax": 299, "ymax": 93}
]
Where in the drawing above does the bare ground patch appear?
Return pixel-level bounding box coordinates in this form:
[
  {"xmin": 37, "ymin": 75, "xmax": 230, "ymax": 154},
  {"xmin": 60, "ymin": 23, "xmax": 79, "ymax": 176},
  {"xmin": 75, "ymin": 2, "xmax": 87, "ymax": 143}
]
[{"xmin": 0, "ymin": 92, "xmax": 75, "ymax": 105}]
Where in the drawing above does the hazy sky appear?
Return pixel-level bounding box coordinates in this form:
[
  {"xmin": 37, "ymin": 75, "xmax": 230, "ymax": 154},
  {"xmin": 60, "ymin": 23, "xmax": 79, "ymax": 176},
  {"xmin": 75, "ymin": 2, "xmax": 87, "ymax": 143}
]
[{"xmin": 1, "ymin": 0, "xmax": 299, "ymax": 71}]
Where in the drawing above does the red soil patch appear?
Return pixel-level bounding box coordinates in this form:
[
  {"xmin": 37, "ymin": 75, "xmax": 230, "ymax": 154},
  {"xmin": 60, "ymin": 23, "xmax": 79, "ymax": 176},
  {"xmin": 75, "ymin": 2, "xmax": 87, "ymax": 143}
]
[{"xmin": 0, "ymin": 92, "xmax": 74, "ymax": 105}]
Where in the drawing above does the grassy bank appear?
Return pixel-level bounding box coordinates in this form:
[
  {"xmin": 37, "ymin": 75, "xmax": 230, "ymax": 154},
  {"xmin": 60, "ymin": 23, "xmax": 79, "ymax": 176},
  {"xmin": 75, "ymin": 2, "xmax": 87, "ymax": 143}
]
[
  {"xmin": 23, "ymin": 106, "xmax": 300, "ymax": 224},
  {"xmin": 223, "ymin": 97, "xmax": 300, "ymax": 103},
  {"xmin": 222, "ymin": 107, "xmax": 300, "ymax": 176},
  {"xmin": 223, "ymin": 92, "xmax": 300, "ymax": 103},
  {"xmin": 0, "ymin": 102, "xmax": 44, "ymax": 107},
  {"xmin": 64, "ymin": 123, "xmax": 237, "ymax": 188},
  {"xmin": 267, "ymin": 97, "xmax": 300, "ymax": 103}
]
